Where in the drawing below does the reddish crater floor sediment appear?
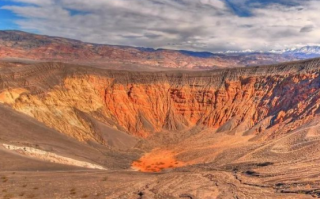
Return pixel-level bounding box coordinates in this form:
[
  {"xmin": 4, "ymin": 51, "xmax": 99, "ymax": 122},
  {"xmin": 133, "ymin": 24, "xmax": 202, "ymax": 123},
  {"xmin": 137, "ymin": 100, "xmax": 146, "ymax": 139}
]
[{"xmin": 132, "ymin": 150, "xmax": 185, "ymax": 172}]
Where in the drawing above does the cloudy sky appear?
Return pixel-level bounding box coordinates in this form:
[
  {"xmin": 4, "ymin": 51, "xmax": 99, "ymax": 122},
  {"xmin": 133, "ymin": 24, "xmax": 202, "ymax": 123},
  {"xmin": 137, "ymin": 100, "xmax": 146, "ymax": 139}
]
[{"xmin": 1, "ymin": 0, "xmax": 320, "ymax": 52}]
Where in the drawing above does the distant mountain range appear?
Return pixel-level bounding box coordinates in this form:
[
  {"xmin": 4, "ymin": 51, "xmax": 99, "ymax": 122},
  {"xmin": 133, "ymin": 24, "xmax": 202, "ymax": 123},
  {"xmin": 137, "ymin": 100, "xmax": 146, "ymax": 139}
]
[
  {"xmin": 224, "ymin": 46, "xmax": 320, "ymax": 58},
  {"xmin": 0, "ymin": 30, "xmax": 319, "ymax": 70},
  {"xmin": 274, "ymin": 46, "xmax": 320, "ymax": 58}
]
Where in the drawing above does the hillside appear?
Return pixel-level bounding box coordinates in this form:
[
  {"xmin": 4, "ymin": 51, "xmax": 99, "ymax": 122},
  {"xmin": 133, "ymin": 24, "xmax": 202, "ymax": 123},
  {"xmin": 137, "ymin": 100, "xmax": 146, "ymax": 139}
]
[{"xmin": 0, "ymin": 30, "xmax": 302, "ymax": 70}]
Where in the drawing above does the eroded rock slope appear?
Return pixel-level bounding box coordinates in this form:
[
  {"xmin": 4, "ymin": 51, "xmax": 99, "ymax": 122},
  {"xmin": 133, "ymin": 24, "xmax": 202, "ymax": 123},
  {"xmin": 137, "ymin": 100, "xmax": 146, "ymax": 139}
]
[{"xmin": 0, "ymin": 59, "xmax": 320, "ymax": 145}]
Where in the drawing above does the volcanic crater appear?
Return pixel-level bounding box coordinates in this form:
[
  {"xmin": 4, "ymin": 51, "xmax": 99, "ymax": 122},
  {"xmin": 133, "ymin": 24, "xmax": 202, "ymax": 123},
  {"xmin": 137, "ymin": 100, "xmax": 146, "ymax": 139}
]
[{"xmin": 2, "ymin": 58, "xmax": 320, "ymax": 198}]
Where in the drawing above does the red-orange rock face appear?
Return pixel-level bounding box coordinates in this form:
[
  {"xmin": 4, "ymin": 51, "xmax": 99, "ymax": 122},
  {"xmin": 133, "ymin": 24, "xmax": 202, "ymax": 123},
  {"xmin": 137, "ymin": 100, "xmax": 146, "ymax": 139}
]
[
  {"xmin": 1, "ymin": 61, "xmax": 320, "ymax": 145},
  {"xmin": 101, "ymin": 73, "xmax": 320, "ymax": 140}
]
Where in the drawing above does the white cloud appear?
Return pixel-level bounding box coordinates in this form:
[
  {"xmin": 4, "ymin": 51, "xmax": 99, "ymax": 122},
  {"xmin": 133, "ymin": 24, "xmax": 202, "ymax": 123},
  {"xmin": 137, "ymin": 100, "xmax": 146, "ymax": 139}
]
[
  {"xmin": 2, "ymin": 0, "xmax": 320, "ymax": 52},
  {"xmin": 10, "ymin": 0, "xmax": 54, "ymax": 6}
]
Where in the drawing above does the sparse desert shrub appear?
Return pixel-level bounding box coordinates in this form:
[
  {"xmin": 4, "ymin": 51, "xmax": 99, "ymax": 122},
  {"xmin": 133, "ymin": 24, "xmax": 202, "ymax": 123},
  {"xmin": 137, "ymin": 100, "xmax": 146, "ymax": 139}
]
[
  {"xmin": 81, "ymin": 194, "xmax": 88, "ymax": 198},
  {"xmin": 26, "ymin": 193, "xmax": 36, "ymax": 198},
  {"xmin": 102, "ymin": 177, "xmax": 108, "ymax": 181},
  {"xmin": 3, "ymin": 193, "xmax": 14, "ymax": 199},
  {"xmin": 1, "ymin": 176, "xmax": 8, "ymax": 182},
  {"xmin": 70, "ymin": 188, "xmax": 76, "ymax": 195}
]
